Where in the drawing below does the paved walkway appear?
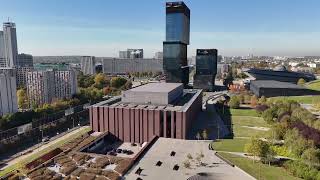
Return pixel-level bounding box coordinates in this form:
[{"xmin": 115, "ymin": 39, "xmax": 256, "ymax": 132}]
[{"xmin": 0, "ymin": 126, "xmax": 89, "ymax": 171}]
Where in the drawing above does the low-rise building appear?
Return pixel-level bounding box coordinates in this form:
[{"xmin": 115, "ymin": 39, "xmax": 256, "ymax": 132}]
[{"xmin": 89, "ymin": 82, "xmax": 202, "ymax": 143}]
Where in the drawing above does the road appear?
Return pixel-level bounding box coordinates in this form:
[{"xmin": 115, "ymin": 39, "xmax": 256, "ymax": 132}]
[{"xmin": 0, "ymin": 126, "xmax": 89, "ymax": 171}]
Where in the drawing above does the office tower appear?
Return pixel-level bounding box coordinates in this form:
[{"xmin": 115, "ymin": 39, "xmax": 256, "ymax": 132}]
[
  {"xmin": 154, "ymin": 51, "xmax": 163, "ymax": 59},
  {"xmin": 0, "ymin": 70, "xmax": 18, "ymax": 115},
  {"xmin": 17, "ymin": 53, "xmax": 33, "ymax": 67},
  {"xmin": 0, "ymin": 31, "xmax": 5, "ymax": 67},
  {"xmin": 3, "ymin": 22, "xmax": 18, "ymax": 68},
  {"xmin": 193, "ymin": 49, "xmax": 218, "ymax": 91},
  {"xmin": 119, "ymin": 49, "xmax": 144, "ymax": 59},
  {"xmin": 163, "ymin": 1, "xmax": 190, "ymax": 87},
  {"xmin": 27, "ymin": 70, "xmax": 78, "ymax": 107},
  {"xmin": 81, "ymin": 56, "xmax": 96, "ymax": 75}
]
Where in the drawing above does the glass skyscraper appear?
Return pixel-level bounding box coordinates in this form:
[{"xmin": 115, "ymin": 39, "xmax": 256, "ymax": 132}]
[
  {"xmin": 193, "ymin": 49, "xmax": 218, "ymax": 91},
  {"xmin": 163, "ymin": 1, "xmax": 190, "ymax": 86}
]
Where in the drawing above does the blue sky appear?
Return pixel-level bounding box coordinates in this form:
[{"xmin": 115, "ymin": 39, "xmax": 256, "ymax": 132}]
[{"xmin": 1, "ymin": 0, "xmax": 320, "ymax": 57}]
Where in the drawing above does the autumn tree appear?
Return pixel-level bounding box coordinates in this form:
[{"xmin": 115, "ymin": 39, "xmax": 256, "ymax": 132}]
[
  {"xmin": 17, "ymin": 88, "xmax": 28, "ymax": 109},
  {"xmin": 250, "ymin": 95, "xmax": 258, "ymax": 108}
]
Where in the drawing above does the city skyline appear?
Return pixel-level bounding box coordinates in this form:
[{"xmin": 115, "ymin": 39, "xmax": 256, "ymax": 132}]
[{"xmin": 1, "ymin": 0, "xmax": 320, "ymax": 57}]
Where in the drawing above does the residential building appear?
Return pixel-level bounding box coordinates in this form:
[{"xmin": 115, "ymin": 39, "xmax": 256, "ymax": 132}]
[
  {"xmin": 102, "ymin": 58, "xmax": 163, "ymax": 74},
  {"xmin": 89, "ymin": 83, "xmax": 202, "ymax": 143},
  {"xmin": 0, "ymin": 71, "xmax": 18, "ymax": 116},
  {"xmin": 17, "ymin": 53, "xmax": 33, "ymax": 67},
  {"xmin": 0, "ymin": 31, "xmax": 5, "ymax": 67},
  {"xmin": 16, "ymin": 67, "xmax": 33, "ymax": 87},
  {"xmin": 193, "ymin": 49, "xmax": 218, "ymax": 91},
  {"xmin": 81, "ymin": 56, "xmax": 96, "ymax": 75},
  {"xmin": 54, "ymin": 70, "xmax": 78, "ymax": 100},
  {"xmin": 3, "ymin": 22, "xmax": 18, "ymax": 68},
  {"xmin": 154, "ymin": 51, "xmax": 163, "ymax": 59},
  {"xmin": 119, "ymin": 49, "xmax": 144, "ymax": 59},
  {"xmin": 163, "ymin": 1, "xmax": 190, "ymax": 87},
  {"xmin": 27, "ymin": 70, "xmax": 77, "ymax": 106}
]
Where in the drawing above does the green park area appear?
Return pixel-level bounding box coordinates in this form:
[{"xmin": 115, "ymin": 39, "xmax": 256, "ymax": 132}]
[
  {"xmin": 218, "ymin": 152, "xmax": 301, "ymax": 180},
  {"xmin": 212, "ymin": 106, "xmax": 300, "ymax": 180}
]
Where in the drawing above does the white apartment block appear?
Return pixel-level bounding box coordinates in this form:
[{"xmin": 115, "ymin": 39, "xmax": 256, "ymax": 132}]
[
  {"xmin": 54, "ymin": 70, "xmax": 78, "ymax": 100},
  {"xmin": 81, "ymin": 56, "xmax": 95, "ymax": 75},
  {"xmin": 0, "ymin": 72, "xmax": 18, "ymax": 116},
  {"xmin": 27, "ymin": 70, "xmax": 78, "ymax": 107}
]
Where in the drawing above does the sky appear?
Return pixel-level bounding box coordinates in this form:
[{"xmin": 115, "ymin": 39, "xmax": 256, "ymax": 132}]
[{"xmin": 1, "ymin": 0, "xmax": 320, "ymax": 57}]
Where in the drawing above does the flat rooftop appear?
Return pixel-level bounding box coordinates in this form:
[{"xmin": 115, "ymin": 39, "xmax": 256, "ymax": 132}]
[
  {"xmin": 251, "ymin": 80, "xmax": 306, "ymax": 89},
  {"xmin": 125, "ymin": 138, "xmax": 254, "ymax": 180},
  {"xmin": 128, "ymin": 82, "xmax": 182, "ymax": 93}
]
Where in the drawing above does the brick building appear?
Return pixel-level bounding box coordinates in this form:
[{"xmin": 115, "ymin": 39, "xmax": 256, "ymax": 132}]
[{"xmin": 89, "ymin": 83, "xmax": 202, "ymax": 143}]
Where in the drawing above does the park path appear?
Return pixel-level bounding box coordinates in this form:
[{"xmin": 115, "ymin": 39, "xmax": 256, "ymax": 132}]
[{"xmin": 0, "ymin": 126, "xmax": 89, "ymax": 171}]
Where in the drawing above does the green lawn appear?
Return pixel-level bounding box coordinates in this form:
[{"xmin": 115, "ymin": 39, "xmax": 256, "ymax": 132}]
[
  {"xmin": 217, "ymin": 152, "xmax": 301, "ymax": 180},
  {"xmin": 213, "ymin": 138, "xmax": 249, "ymax": 152},
  {"xmin": 230, "ymin": 108, "xmax": 259, "ymax": 117},
  {"xmin": 233, "ymin": 125, "xmax": 269, "ymax": 138},
  {"xmin": 269, "ymin": 95, "xmax": 320, "ymax": 104},
  {"xmin": 0, "ymin": 127, "xmax": 91, "ymax": 177},
  {"xmin": 306, "ymin": 79, "xmax": 320, "ymax": 91},
  {"xmin": 232, "ymin": 116, "xmax": 269, "ymax": 128}
]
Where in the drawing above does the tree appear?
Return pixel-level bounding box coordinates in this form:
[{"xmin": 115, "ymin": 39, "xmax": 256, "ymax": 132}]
[
  {"xmin": 238, "ymin": 94, "xmax": 245, "ymax": 104},
  {"xmin": 229, "ymin": 96, "xmax": 240, "ymax": 109},
  {"xmin": 94, "ymin": 73, "xmax": 108, "ymax": 89},
  {"xmin": 301, "ymin": 147, "xmax": 320, "ymax": 168},
  {"xmin": 284, "ymin": 129, "xmax": 313, "ymax": 158},
  {"xmin": 103, "ymin": 86, "xmax": 111, "ymax": 95},
  {"xmin": 297, "ymin": 78, "xmax": 306, "ymax": 85},
  {"xmin": 187, "ymin": 153, "xmax": 193, "ymax": 160},
  {"xmin": 258, "ymin": 96, "xmax": 266, "ymax": 105},
  {"xmin": 202, "ymin": 129, "xmax": 208, "ymax": 140},
  {"xmin": 17, "ymin": 88, "xmax": 28, "ymax": 109},
  {"xmin": 183, "ymin": 160, "xmax": 191, "ymax": 169},
  {"xmin": 196, "ymin": 132, "xmax": 201, "ymax": 140},
  {"xmin": 244, "ymin": 137, "xmax": 269, "ymax": 162},
  {"xmin": 110, "ymin": 77, "xmax": 127, "ymax": 88}
]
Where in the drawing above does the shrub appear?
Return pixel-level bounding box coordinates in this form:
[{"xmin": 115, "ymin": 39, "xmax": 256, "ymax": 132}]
[{"xmin": 229, "ymin": 96, "xmax": 240, "ymax": 109}]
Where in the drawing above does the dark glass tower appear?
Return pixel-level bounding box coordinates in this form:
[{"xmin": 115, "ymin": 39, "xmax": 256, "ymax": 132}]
[
  {"xmin": 193, "ymin": 49, "xmax": 218, "ymax": 91},
  {"xmin": 163, "ymin": 1, "xmax": 190, "ymax": 86}
]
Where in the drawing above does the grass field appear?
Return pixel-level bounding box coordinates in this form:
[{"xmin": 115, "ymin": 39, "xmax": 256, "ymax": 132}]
[
  {"xmin": 230, "ymin": 108, "xmax": 259, "ymax": 117},
  {"xmin": 269, "ymin": 95, "xmax": 320, "ymax": 104},
  {"xmin": 213, "ymin": 138, "xmax": 249, "ymax": 152},
  {"xmin": 232, "ymin": 116, "xmax": 269, "ymax": 128},
  {"xmin": 306, "ymin": 79, "xmax": 320, "ymax": 91},
  {"xmin": 217, "ymin": 152, "xmax": 301, "ymax": 180},
  {"xmin": 0, "ymin": 127, "xmax": 91, "ymax": 177}
]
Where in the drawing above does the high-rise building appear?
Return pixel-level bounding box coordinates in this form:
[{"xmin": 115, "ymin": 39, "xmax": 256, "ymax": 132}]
[
  {"xmin": 27, "ymin": 70, "xmax": 77, "ymax": 106},
  {"xmin": 3, "ymin": 22, "xmax": 18, "ymax": 68},
  {"xmin": 0, "ymin": 31, "xmax": 5, "ymax": 67},
  {"xmin": 0, "ymin": 70, "xmax": 18, "ymax": 115},
  {"xmin": 54, "ymin": 70, "xmax": 78, "ymax": 100},
  {"xmin": 17, "ymin": 53, "xmax": 33, "ymax": 67},
  {"xmin": 81, "ymin": 56, "xmax": 96, "ymax": 75},
  {"xmin": 163, "ymin": 1, "xmax": 190, "ymax": 87},
  {"xmin": 16, "ymin": 67, "xmax": 33, "ymax": 87},
  {"xmin": 154, "ymin": 51, "xmax": 163, "ymax": 59},
  {"xmin": 193, "ymin": 49, "xmax": 218, "ymax": 91},
  {"xmin": 119, "ymin": 49, "xmax": 144, "ymax": 59}
]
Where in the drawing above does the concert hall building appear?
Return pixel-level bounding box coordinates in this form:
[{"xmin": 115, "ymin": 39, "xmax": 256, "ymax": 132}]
[{"xmin": 89, "ymin": 83, "xmax": 202, "ymax": 143}]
